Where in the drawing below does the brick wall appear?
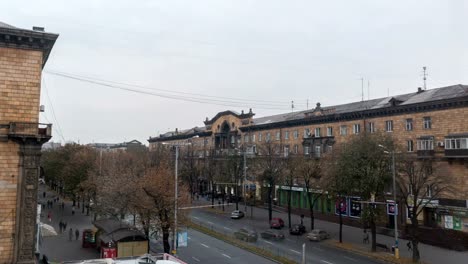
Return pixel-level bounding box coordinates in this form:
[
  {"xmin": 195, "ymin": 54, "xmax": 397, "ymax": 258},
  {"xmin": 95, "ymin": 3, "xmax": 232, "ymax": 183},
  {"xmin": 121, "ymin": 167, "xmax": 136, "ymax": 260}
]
[{"xmin": 0, "ymin": 46, "xmax": 43, "ymax": 263}]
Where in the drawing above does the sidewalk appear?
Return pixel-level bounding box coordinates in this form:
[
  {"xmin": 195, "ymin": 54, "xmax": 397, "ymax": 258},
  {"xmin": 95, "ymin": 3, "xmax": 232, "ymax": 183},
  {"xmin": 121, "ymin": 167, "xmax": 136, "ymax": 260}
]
[
  {"xmin": 193, "ymin": 197, "xmax": 468, "ymax": 264},
  {"xmin": 37, "ymin": 184, "xmax": 99, "ymax": 262}
]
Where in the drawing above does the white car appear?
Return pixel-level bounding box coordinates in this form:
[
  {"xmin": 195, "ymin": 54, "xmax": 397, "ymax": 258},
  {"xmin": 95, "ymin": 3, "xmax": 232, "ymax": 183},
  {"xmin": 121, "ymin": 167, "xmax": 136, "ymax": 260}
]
[
  {"xmin": 231, "ymin": 210, "xmax": 245, "ymax": 219},
  {"xmin": 38, "ymin": 178, "xmax": 45, "ymax": 184}
]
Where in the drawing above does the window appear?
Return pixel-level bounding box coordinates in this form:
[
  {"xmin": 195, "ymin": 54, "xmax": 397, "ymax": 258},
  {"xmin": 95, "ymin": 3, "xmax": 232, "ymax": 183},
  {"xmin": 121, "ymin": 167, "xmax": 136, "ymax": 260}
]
[
  {"xmin": 285, "ymin": 131, "xmax": 289, "ymax": 140},
  {"xmin": 266, "ymin": 132, "xmax": 271, "ymax": 142},
  {"xmin": 426, "ymin": 185, "xmax": 433, "ymax": 198},
  {"xmin": 231, "ymin": 136, "xmax": 235, "ymax": 144},
  {"xmin": 258, "ymin": 133, "xmax": 262, "ymax": 142},
  {"xmin": 304, "ymin": 128, "xmax": 310, "ymax": 138},
  {"xmin": 244, "ymin": 134, "xmax": 249, "ymax": 143},
  {"xmin": 340, "ymin": 125, "xmax": 348, "ymax": 135},
  {"xmin": 327, "ymin": 145, "xmax": 333, "ymax": 153},
  {"xmin": 417, "ymin": 138, "xmax": 434, "ymax": 150},
  {"xmin": 276, "ymin": 131, "xmax": 280, "ymax": 141},
  {"xmin": 252, "ymin": 134, "xmax": 256, "ymax": 142},
  {"xmin": 304, "ymin": 146, "xmax": 310, "ymax": 155},
  {"xmin": 252, "ymin": 145, "xmax": 257, "ymax": 154},
  {"xmin": 406, "ymin": 119, "xmax": 413, "ymax": 131},
  {"xmin": 423, "ymin": 117, "xmax": 432, "ymax": 129},
  {"xmin": 385, "ymin": 120, "xmax": 393, "ymax": 132},
  {"xmin": 314, "ymin": 128, "xmax": 321, "ymax": 137},
  {"xmin": 284, "ymin": 146, "xmax": 289, "ymax": 157},
  {"xmin": 294, "ymin": 144, "xmax": 298, "ymax": 154},
  {"xmin": 445, "ymin": 138, "xmax": 468, "ymax": 149},
  {"xmin": 353, "ymin": 124, "xmax": 361, "ymax": 134},
  {"xmin": 327, "ymin": 127, "xmax": 333, "ymax": 136},
  {"xmin": 407, "ymin": 140, "xmax": 414, "ymax": 152},
  {"xmin": 293, "ymin": 130, "xmax": 298, "ymax": 139},
  {"xmin": 314, "ymin": 146, "xmax": 321, "ymax": 158},
  {"xmin": 366, "ymin": 122, "xmax": 375, "ymax": 133}
]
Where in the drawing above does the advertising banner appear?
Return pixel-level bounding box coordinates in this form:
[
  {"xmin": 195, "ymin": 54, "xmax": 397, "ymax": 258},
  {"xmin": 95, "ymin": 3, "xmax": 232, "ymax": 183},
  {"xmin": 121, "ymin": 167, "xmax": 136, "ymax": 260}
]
[
  {"xmin": 349, "ymin": 197, "xmax": 362, "ymax": 218},
  {"xmin": 178, "ymin": 231, "xmax": 188, "ymax": 247},
  {"xmin": 335, "ymin": 197, "xmax": 348, "ymax": 216},
  {"xmin": 102, "ymin": 247, "xmax": 117, "ymax": 258},
  {"xmin": 386, "ymin": 201, "xmax": 398, "ymax": 216}
]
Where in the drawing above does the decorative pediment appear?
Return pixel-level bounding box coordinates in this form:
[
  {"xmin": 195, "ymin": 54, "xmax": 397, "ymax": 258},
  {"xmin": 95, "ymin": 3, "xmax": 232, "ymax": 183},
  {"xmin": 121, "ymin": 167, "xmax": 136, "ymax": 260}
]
[{"xmin": 204, "ymin": 109, "xmax": 255, "ymax": 125}]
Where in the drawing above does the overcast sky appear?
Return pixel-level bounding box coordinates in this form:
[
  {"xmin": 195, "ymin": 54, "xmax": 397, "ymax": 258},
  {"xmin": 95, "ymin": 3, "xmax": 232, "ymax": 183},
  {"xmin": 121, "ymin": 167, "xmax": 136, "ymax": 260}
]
[{"xmin": 3, "ymin": 0, "xmax": 467, "ymax": 144}]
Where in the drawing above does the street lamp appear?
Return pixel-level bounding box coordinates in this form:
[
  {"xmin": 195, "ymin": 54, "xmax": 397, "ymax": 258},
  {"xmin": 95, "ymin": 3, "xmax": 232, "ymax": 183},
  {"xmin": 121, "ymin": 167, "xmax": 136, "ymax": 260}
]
[{"xmin": 378, "ymin": 144, "xmax": 399, "ymax": 259}]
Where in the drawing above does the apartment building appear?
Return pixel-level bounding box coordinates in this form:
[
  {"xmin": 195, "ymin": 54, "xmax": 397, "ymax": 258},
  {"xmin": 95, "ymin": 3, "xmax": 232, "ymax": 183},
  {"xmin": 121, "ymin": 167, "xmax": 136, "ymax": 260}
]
[
  {"xmin": 0, "ymin": 22, "xmax": 58, "ymax": 263},
  {"xmin": 148, "ymin": 84, "xmax": 468, "ymax": 232}
]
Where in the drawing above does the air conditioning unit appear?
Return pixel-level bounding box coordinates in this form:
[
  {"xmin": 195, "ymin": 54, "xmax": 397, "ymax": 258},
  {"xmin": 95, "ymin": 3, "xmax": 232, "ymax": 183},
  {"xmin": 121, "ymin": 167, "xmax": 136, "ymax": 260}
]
[{"xmin": 437, "ymin": 141, "xmax": 444, "ymax": 147}]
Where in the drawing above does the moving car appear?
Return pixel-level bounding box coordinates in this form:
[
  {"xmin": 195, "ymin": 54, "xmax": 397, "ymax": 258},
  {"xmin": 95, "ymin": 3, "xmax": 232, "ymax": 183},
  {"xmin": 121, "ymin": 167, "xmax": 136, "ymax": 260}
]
[
  {"xmin": 289, "ymin": 224, "xmax": 306, "ymax": 235},
  {"xmin": 234, "ymin": 228, "xmax": 258, "ymax": 242},
  {"xmin": 270, "ymin": 217, "xmax": 285, "ymax": 229},
  {"xmin": 260, "ymin": 230, "xmax": 285, "ymax": 240},
  {"xmin": 231, "ymin": 210, "xmax": 245, "ymax": 219},
  {"xmin": 307, "ymin": 229, "xmax": 330, "ymax": 241}
]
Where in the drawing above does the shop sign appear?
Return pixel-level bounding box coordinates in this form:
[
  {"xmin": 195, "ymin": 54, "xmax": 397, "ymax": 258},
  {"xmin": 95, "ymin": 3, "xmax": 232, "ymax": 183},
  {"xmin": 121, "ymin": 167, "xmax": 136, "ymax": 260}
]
[
  {"xmin": 349, "ymin": 197, "xmax": 362, "ymax": 218},
  {"xmin": 335, "ymin": 197, "xmax": 348, "ymax": 216},
  {"xmin": 280, "ymin": 185, "xmax": 304, "ymax": 192},
  {"xmin": 386, "ymin": 200, "xmax": 398, "ymax": 216},
  {"xmin": 102, "ymin": 247, "xmax": 117, "ymax": 258},
  {"xmin": 444, "ymin": 215, "xmax": 454, "ymax": 229}
]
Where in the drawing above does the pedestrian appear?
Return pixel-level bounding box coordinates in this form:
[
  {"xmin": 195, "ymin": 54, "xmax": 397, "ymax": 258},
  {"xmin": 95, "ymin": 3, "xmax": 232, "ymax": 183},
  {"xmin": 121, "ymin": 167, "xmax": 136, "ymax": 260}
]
[
  {"xmin": 62, "ymin": 202, "xmax": 65, "ymax": 211},
  {"xmin": 72, "ymin": 206, "xmax": 75, "ymax": 216},
  {"xmin": 68, "ymin": 228, "xmax": 73, "ymax": 241},
  {"xmin": 47, "ymin": 211, "xmax": 52, "ymax": 222},
  {"xmin": 363, "ymin": 229, "xmax": 369, "ymax": 244},
  {"xmin": 43, "ymin": 191, "xmax": 46, "ymax": 198},
  {"xmin": 407, "ymin": 241, "xmax": 412, "ymax": 251},
  {"xmin": 59, "ymin": 220, "xmax": 63, "ymax": 233},
  {"xmin": 63, "ymin": 221, "xmax": 67, "ymax": 231},
  {"xmin": 75, "ymin": 229, "xmax": 80, "ymax": 240}
]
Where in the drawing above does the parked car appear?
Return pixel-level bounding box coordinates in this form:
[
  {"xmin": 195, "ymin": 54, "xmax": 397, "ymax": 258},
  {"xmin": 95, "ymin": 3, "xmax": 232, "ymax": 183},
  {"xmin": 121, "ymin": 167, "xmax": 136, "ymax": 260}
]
[
  {"xmin": 260, "ymin": 230, "xmax": 285, "ymax": 241},
  {"xmin": 289, "ymin": 224, "xmax": 306, "ymax": 235},
  {"xmin": 231, "ymin": 210, "xmax": 245, "ymax": 219},
  {"xmin": 38, "ymin": 178, "xmax": 45, "ymax": 184},
  {"xmin": 234, "ymin": 228, "xmax": 258, "ymax": 242},
  {"xmin": 307, "ymin": 229, "xmax": 330, "ymax": 241},
  {"xmin": 270, "ymin": 217, "xmax": 285, "ymax": 229}
]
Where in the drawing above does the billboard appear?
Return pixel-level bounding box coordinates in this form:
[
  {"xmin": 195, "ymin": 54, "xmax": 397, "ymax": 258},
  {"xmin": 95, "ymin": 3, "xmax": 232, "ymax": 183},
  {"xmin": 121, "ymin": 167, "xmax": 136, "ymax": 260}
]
[{"xmin": 335, "ymin": 197, "xmax": 348, "ymax": 216}]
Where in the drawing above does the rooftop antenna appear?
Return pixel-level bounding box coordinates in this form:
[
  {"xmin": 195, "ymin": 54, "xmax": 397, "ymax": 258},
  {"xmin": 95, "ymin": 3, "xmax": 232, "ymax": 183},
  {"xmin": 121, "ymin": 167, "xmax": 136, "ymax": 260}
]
[
  {"xmin": 306, "ymin": 99, "xmax": 309, "ymax": 110},
  {"xmin": 291, "ymin": 101, "xmax": 294, "ymax": 113},
  {"xmin": 423, "ymin": 66, "xmax": 428, "ymax": 90},
  {"xmin": 361, "ymin": 77, "xmax": 364, "ymax": 101}
]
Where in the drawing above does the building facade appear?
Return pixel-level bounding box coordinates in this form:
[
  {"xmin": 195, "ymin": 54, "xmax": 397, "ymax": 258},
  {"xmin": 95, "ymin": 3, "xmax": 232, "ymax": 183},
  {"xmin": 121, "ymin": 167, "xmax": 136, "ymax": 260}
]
[
  {"xmin": 148, "ymin": 85, "xmax": 468, "ymax": 233},
  {"xmin": 0, "ymin": 22, "xmax": 58, "ymax": 263}
]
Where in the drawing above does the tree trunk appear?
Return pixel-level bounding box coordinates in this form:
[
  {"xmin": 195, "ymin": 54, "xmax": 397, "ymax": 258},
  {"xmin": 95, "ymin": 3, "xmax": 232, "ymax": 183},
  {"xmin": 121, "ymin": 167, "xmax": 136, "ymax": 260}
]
[
  {"xmin": 287, "ymin": 190, "xmax": 292, "ymax": 228},
  {"xmin": 370, "ymin": 218, "xmax": 377, "ymax": 252},
  {"xmin": 235, "ymin": 184, "xmax": 239, "ymax": 210},
  {"xmin": 162, "ymin": 228, "xmax": 170, "ymax": 254},
  {"xmin": 268, "ymin": 185, "xmax": 273, "ymax": 221},
  {"xmin": 211, "ymin": 182, "xmax": 215, "ymax": 208},
  {"xmin": 411, "ymin": 217, "xmax": 421, "ymax": 262},
  {"xmin": 339, "ymin": 210, "xmax": 343, "ymax": 243},
  {"xmin": 308, "ymin": 193, "xmax": 315, "ymax": 230}
]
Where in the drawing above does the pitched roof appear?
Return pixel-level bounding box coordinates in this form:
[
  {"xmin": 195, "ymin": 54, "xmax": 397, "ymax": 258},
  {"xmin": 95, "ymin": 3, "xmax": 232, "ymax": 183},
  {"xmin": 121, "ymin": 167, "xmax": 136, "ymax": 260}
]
[{"xmin": 0, "ymin": 21, "xmax": 16, "ymax": 29}]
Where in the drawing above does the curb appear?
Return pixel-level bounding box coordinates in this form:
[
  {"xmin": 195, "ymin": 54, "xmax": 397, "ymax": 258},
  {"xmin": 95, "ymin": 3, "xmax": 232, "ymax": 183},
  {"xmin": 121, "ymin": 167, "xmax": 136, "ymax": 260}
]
[{"xmin": 326, "ymin": 240, "xmax": 424, "ymax": 264}]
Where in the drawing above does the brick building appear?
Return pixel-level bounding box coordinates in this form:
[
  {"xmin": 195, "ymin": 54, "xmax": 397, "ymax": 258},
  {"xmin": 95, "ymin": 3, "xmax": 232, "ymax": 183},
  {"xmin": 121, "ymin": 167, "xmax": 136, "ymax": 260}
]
[
  {"xmin": 0, "ymin": 22, "xmax": 58, "ymax": 263},
  {"xmin": 149, "ymin": 84, "xmax": 468, "ymax": 233}
]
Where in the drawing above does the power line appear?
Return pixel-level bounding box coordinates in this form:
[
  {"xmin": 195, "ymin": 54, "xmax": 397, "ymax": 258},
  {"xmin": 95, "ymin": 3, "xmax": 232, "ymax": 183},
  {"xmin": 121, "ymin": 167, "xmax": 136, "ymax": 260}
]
[
  {"xmin": 42, "ymin": 76, "xmax": 66, "ymax": 143},
  {"xmin": 46, "ymin": 71, "xmax": 300, "ymax": 111}
]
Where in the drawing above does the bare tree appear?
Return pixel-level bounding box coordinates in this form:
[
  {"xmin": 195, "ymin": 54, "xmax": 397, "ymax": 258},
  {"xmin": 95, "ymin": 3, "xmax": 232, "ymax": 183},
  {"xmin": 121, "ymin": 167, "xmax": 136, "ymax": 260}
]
[
  {"xmin": 283, "ymin": 155, "xmax": 300, "ymax": 228},
  {"xmin": 254, "ymin": 141, "xmax": 284, "ymax": 221},
  {"xmin": 397, "ymin": 156, "xmax": 450, "ymax": 262},
  {"xmin": 298, "ymin": 156, "xmax": 323, "ymax": 231}
]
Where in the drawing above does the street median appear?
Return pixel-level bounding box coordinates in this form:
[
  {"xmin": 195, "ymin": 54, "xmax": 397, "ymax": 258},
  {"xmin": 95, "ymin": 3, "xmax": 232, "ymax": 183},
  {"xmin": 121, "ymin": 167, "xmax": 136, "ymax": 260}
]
[{"xmin": 186, "ymin": 220, "xmax": 297, "ymax": 264}]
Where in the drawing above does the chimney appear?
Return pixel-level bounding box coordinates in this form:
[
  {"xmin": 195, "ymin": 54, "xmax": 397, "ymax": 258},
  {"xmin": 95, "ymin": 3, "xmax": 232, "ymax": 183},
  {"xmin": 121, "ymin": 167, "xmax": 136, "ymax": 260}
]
[
  {"xmin": 241, "ymin": 110, "xmax": 244, "ymax": 115},
  {"xmin": 417, "ymin": 87, "xmax": 424, "ymax": 94},
  {"xmin": 32, "ymin": 26, "xmax": 44, "ymax": 32},
  {"xmin": 175, "ymin": 128, "xmax": 178, "ymax": 134}
]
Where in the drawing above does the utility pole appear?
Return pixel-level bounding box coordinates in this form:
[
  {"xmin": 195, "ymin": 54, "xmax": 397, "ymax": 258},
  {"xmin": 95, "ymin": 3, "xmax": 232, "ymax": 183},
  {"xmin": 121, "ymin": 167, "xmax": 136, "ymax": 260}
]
[
  {"xmin": 392, "ymin": 150, "xmax": 399, "ymax": 259},
  {"xmin": 243, "ymin": 151, "xmax": 247, "ymax": 214},
  {"xmin": 423, "ymin": 66, "xmax": 427, "ymax": 90},
  {"xmin": 173, "ymin": 145, "xmax": 179, "ymax": 255},
  {"xmin": 361, "ymin": 77, "xmax": 364, "ymax": 101}
]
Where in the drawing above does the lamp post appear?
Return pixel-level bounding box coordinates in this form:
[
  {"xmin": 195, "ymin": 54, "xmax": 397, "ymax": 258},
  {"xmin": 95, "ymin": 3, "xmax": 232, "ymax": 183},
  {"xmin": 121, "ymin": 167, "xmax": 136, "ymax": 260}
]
[{"xmin": 379, "ymin": 144, "xmax": 399, "ymax": 259}]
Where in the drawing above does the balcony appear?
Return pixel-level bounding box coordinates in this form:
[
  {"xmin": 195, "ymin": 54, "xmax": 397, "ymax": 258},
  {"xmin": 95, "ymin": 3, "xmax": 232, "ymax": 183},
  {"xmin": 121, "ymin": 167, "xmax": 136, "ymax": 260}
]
[
  {"xmin": 445, "ymin": 149, "xmax": 468, "ymax": 158},
  {"xmin": 8, "ymin": 122, "xmax": 52, "ymax": 141},
  {"xmin": 416, "ymin": 150, "xmax": 435, "ymax": 158}
]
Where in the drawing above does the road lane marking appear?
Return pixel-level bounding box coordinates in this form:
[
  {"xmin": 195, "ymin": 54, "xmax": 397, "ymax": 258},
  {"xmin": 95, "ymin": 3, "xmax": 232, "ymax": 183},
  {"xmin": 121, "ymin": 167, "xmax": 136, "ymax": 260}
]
[
  {"xmin": 192, "ymin": 257, "xmax": 200, "ymax": 262},
  {"xmin": 290, "ymin": 249, "xmax": 301, "ymax": 254},
  {"xmin": 223, "ymin": 227, "xmax": 232, "ymax": 231},
  {"xmin": 320, "ymin": 260, "xmax": 334, "ymax": 264},
  {"xmin": 188, "ymin": 237, "xmax": 191, "ymax": 240},
  {"xmin": 193, "ymin": 217, "xmax": 200, "ymax": 220},
  {"xmin": 263, "ymin": 240, "xmax": 273, "ymax": 245},
  {"xmin": 201, "ymin": 243, "xmax": 209, "ymax": 248},
  {"xmin": 207, "ymin": 221, "xmax": 214, "ymax": 225},
  {"xmin": 222, "ymin": 253, "xmax": 232, "ymax": 259},
  {"xmin": 344, "ymin": 256, "xmax": 357, "ymax": 262},
  {"xmin": 313, "ymin": 246, "xmax": 324, "ymax": 251}
]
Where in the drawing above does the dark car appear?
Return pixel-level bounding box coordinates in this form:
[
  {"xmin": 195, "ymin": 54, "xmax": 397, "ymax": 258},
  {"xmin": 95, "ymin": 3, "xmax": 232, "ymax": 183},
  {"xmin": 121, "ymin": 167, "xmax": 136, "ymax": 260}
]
[
  {"xmin": 260, "ymin": 230, "xmax": 285, "ymax": 240},
  {"xmin": 234, "ymin": 228, "xmax": 258, "ymax": 242},
  {"xmin": 270, "ymin": 217, "xmax": 285, "ymax": 229},
  {"xmin": 231, "ymin": 210, "xmax": 245, "ymax": 219},
  {"xmin": 289, "ymin": 224, "xmax": 306, "ymax": 235}
]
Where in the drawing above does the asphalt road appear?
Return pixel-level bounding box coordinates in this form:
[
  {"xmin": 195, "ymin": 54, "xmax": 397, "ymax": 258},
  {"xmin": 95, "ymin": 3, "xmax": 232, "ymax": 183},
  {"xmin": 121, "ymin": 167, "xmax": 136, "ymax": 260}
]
[
  {"xmin": 190, "ymin": 207, "xmax": 384, "ymax": 264},
  {"xmin": 176, "ymin": 229, "xmax": 277, "ymax": 264}
]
